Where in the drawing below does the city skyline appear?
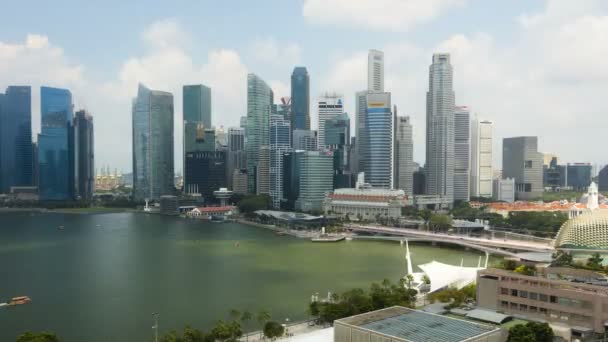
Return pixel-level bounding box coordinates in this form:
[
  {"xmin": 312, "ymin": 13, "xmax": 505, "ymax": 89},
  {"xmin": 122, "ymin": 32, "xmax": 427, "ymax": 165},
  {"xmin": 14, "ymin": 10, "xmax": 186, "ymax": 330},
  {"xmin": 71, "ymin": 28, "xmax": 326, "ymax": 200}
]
[{"xmin": 1, "ymin": 1, "xmax": 607, "ymax": 171}]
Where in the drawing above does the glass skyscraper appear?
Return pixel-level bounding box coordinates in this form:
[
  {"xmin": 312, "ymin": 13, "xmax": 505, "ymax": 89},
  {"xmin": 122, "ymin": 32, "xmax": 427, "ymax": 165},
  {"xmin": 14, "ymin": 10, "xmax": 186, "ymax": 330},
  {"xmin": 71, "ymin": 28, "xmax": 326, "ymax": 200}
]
[
  {"xmin": 270, "ymin": 114, "xmax": 291, "ymax": 208},
  {"xmin": 38, "ymin": 86, "xmax": 73, "ymax": 200},
  {"xmin": 325, "ymin": 112, "xmax": 351, "ymax": 188},
  {"xmin": 290, "ymin": 67, "xmax": 310, "ymax": 131},
  {"xmin": 183, "ymin": 84, "xmax": 211, "ymax": 128},
  {"xmin": 295, "ymin": 151, "xmax": 334, "ymax": 212},
  {"xmin": 246, "ymin": 74, "xmax": 273, "ymax": 194},
  {"xmin": 361, "ymin": 92, "xmax": 393, "ymax": 189},
  {"xmin": 73, "ymin": 110, "xmax": 95, "ymax": 201},
  {"xmin": 132, "ymin": 84, "xmax": 174, "ymax": 201},
  {"xmin": 0, "ymin": 86, "xmax": 32, "ymax": 193},
  {"xmin": 454, "ymin": 106, "xmax": 471, "ymax": 201}
]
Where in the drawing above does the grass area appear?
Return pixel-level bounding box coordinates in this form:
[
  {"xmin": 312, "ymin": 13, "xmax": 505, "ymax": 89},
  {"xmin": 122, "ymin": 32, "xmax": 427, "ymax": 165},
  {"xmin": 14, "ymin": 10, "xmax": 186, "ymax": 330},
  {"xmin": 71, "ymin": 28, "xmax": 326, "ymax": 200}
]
[
  {"xmin": 540, "ymin": 191, "xmax": 583, "ymax": 202},
  {"xmin": 501, "ymin": 318, "xmax": 529, "ymax": 329}
]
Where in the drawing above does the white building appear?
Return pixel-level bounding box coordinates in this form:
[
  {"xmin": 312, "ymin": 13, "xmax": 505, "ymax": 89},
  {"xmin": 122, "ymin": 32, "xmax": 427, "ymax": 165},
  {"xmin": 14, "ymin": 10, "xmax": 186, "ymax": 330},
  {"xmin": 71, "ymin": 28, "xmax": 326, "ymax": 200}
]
[
  {"xmin": 493, "ymin": 178, "xmax": 515, "ymax": 203},
  {"xmin": 454, "ymin": 106, "xmax": 470, "ymax": 202},
  {"xmin": 317, "ymin": 93, "xmax": 344, "ymax": 149},
  {"xmin": 394, "ymin": 115, "xmax": 414, "ymax": 195},
  {"xmin": 368, "ymin": 49, "xmax": 384, "ymax": 92},
  {"xmin": 470, "ymin": 118, "xmax": 493, "ymax": 198}
]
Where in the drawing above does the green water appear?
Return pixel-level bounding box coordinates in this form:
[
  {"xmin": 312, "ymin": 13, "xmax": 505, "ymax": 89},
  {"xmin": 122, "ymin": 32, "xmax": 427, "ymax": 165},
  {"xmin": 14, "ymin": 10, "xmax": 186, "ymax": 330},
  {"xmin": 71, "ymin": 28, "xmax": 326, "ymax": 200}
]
[{"xmin": 0, "ymin": 212, "xmax": 494, "ymax": 341}]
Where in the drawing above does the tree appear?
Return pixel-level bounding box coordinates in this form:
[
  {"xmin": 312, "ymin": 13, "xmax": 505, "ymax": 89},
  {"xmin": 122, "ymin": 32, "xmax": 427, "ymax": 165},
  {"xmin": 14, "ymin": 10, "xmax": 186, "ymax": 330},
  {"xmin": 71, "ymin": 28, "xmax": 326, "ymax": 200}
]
[
  {"xmin": 210, "ymin": 320, "xmax": 242, "ymax": 342},
  {"xmin": 421, "ymin": 274, "xmax": 431, "ymax": 284},
  {"xmin": 551, "ymin": 250, "xmax": 573, "ymax": 267},
  {"xmin": 513, "ymin": 265, "xmax": 536, "ymax": 276},
  {"xmin": 429, "ymin": 214, "xmax": 452, "ymax": 232},
  {"xmin": 587, "ymin": 253, "xmax": 604, "ymax": 270},
  {"xmin": 256, "ymin": 310, "xmax": 271, "ymax": 338},
  {"xmin": 419, "ymin": 209, "xmax": 432, "ymax": 223},
  {"xmin": 241, "ymin": 310, "xmax": 253, "ymax": 342},
  {"xmin": 16, "ymin": 332, "xmax": 60, "ymax": 342},
  {"xmin": 507, "ymin": 322, "xmax": 553, "ymax": 342},
  {"xmin": 263, "ymin": 321, "xmax": 285, "ymax": 339}
]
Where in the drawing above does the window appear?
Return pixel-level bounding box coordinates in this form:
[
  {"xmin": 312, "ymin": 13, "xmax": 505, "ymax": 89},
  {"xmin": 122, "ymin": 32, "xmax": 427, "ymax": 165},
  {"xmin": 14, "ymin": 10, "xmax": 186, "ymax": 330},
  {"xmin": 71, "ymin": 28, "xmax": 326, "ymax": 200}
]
[
  {"xmin": 530, "ymin": 306, "xmax": 538, "ymax": 313},
  {"xmin": 539, "ymin": 294, "xmax": 549, "ymax": 302},
  {"xmin": 524, "ymin": 183, "xmax": 532, "ymax": 192},
  {"xmin": 511, "ymin": 289, "xmax": 518, "ymax": 297},
  {"xmin": 550, "ymin": 295, "xmax": 558, "ymax": 303},
  {"xmin": 519, "ymin": 304, "xmax": 528, "ymax": 311},
  {"xmin": 501, "ymin": 301, "xmax": 509, "ymax": 308},
  {"xmin": 524, "ymin": 160, "xmax": 533, "ymax": 168},
  {"xmin": 529, "ymin": 292, "xmax": 538, "ymax": 300},
  {"xmin": 540, "ymin": 308, "xmax": 548, "ymax": 315},
  {"xmin": 501, "ymin": 288, "xmax": 509, "ymax": 295},
  {"xmin": 519, "ymin": 290, "xmax": 528, "ymax": 298}
]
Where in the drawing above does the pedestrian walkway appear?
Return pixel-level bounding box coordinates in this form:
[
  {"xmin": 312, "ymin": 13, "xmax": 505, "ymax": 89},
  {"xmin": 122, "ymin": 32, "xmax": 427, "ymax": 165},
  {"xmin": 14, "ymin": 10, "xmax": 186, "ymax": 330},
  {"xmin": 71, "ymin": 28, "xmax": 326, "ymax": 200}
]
[{"xmin": 240, "ymin": 320, "xmax": 328, "ymax": 341}]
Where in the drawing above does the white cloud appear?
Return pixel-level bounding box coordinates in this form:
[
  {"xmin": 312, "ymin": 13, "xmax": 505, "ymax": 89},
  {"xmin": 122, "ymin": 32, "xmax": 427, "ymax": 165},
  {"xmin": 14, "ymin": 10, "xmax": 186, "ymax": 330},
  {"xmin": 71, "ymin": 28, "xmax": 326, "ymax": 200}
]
[
  {"xmin": 302, "ymin": 0, "xmax": 467, "ymax": 32},
  {"xmin": 250, "ymin": 37, "xmax": 301, "ymax": 66}
]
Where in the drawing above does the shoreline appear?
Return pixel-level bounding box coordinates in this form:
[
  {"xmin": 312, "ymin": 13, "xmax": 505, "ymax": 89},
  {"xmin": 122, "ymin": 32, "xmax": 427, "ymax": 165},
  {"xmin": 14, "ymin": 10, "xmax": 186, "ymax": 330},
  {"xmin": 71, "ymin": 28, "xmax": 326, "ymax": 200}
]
[
  {"xmin": 234, "ymin": 218, "xmax": 322, "ymax": 239},
  {"xmin": 0, "ymin": 207, "xmax": 135, "ymax": 215}
]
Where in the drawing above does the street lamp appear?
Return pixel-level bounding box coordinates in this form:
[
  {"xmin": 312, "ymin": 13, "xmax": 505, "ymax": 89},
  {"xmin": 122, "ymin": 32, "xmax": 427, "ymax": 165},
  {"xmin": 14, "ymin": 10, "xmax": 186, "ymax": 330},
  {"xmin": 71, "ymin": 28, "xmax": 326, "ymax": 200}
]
[
  {"xmin": 285, "ymin": 318, "xmax": 290, "ymax": 336},
  {"xmin": 152, "ymin": 313, "xmax": 159, "ymax": 342}
]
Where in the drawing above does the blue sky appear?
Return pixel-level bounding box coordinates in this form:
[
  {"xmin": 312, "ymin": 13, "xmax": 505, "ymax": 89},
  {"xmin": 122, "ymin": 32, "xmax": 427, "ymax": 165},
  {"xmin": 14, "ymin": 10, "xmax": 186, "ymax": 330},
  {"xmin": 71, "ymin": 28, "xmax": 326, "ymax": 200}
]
[{"xmin": 1, "ymin": 0, "xmax": 607, "ymax": 172}]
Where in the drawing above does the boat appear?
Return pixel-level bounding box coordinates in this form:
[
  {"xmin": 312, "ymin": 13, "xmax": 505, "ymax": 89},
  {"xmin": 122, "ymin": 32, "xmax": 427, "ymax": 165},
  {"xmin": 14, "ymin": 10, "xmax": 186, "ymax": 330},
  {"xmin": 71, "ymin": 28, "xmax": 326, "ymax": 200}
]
[{"xmin": 4, "ymin": 296, "xmax": 31, "ymax": 307}]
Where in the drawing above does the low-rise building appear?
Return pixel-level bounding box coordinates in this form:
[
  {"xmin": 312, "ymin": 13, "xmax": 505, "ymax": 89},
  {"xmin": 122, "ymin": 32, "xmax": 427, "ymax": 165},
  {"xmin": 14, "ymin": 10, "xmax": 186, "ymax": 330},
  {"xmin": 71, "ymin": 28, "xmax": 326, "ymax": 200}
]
[
  {"xmin": 324, "ymin": 188, "xmax": 408, "ymax": 221},
  {"xmin": 493, "ymin": 178, "xmax": 515, "ymax": 203},
  {"xmin": 477, "ymin": 267, "xmax": 608, "ymax": 340}
]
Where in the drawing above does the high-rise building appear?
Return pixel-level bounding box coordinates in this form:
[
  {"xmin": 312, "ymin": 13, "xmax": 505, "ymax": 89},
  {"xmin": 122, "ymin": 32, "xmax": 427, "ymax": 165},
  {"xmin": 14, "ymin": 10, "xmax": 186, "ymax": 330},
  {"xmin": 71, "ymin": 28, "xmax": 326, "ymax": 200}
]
[
  {"xmin": 355, "ymin": 91, "xmax": 368, "ymax": 175},
  {"xmin": 270, "ymin": 115, "xmax": 291, "ymax": 208},
  {"xmin": 425, "ymin": 53, "xmax": 455, "ymax": 202},
  {"xmin": 183, "ymin": 84, "xmax": 211, "ymax": 129},
  {"xmin": 317, "ymin": 93, "xmax": 344, "ymax": 149},
  {"xmin": 295, "ymin": 150, "xmax": 334, "ymax": 212},
  {"xmin": 72, "ymin": 110, "xmax": 94, "ymax": 201},
  {"xmin": 38, "ymin": 86, "xmax": 73, "ymax": 201},
  {"xmin": 184, "ymin": 151, "xmax": 226, "ymax": 203},
  {"xmin": 368, "ymin": 49, "xmax": 384, "ymax": 92},
  {"xmin": 599, "ymin": 166, "xmax": 608, "ymax": 192},
  {"xmin": 132, "ymin": 84, "xmax": 174, "ymax": 201},
  {"xmin": 292, "ymin": 129, "xmax": 317, "ymax": 151},
  {"xmin": 256, "ymin": 145, "xmax": 270, "ymax": 195},
  {"xmin": 0, "ymin": 86, "xmax": 32, "ymax": 193},
  {"xmin": 325, "ymin": 113, "xmax": 351, "ymax": 188},
  {"xmin": 502, "ymin": 136, "xmax": 543, "ymax": 200},
  {"xmin": 453, "ymin": 106, "xmax": 470, "ymax": 202},
  {"xmin": 291, "ymin": 67, "xmax": 310, "ymax": 131},
  {"xmin": 470, "ymin": 118, "xmax": 493, "ymax": 198},
  {"xmin": 561, "ymin": 163, "xmax": 593, "ymax": 191},
  {"xmin": 246, "ymin": 74, "xmax": 273, "ymax": 194},
  {"xmin": 360, "ymin": 92, "xmax": 393, "ymax": 189},
  {"xmin": 282, "ymin": 150, "xmax": 303, "ymax": 210},
  {"xmin": 232, "ymin": 169, "xmax": 248, "ymax": 195},
  {"xmin": 226, "ymin": 127, "xmax": 246, "ymax": 189},
  {"xmin": 394, "ymin": 115, "xmax": 413, "ymax": 195}
]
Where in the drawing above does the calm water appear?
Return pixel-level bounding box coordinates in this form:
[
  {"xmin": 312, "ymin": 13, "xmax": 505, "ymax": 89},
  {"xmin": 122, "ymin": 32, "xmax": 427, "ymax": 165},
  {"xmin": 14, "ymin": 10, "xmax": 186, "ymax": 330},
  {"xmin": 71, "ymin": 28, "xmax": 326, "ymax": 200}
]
[{"xmin": 0, "ymin": 212, "xmax": 493, "ymax": 341}]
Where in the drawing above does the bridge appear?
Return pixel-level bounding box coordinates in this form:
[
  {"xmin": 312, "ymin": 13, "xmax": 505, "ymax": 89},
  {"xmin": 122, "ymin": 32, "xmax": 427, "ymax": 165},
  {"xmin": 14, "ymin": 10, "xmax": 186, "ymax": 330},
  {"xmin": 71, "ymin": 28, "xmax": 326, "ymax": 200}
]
[{"xmin": 348, "ymin": 225, "xmax": 555, "ymax": 255}]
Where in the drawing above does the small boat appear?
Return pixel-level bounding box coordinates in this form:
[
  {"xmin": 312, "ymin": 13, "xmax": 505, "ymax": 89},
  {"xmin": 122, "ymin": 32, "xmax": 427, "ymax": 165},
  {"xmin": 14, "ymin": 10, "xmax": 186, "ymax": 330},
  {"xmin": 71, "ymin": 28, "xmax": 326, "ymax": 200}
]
[
  {"xmin": 234, "ymin": 241, "xmax": 240, "ymax": 247},
  {"xmin": 8, "ymin": 296, "xmax": 31, "ymax": 306},
  {"xmin": 58, "ymin": 225, "xmax": 64, "ymax": 230}
]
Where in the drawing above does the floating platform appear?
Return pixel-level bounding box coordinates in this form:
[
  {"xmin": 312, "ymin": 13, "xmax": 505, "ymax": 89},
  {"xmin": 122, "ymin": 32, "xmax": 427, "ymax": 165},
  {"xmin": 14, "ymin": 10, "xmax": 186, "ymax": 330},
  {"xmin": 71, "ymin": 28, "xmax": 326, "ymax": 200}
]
[{"xmin": 311, "ymin": 236, "xmax": 345, "ymax": 242}]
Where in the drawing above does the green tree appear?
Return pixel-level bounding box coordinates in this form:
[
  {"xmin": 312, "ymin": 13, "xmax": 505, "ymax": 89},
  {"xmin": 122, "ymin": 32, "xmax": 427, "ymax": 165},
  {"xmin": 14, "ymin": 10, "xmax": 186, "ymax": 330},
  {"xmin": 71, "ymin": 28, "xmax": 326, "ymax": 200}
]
[
  {"xmin": 16, "ymin": 332, "xmax": 59, "ymax": 342},
  {"xmin": 263, "ymin": 321, "xmax": 285, "ymax": 339},
  {"xmin": 587, "ymin": 253, "xmax": 604, "ymax": 270},
  {"xmin": 429, "ymin": 214, "xmax": 452, "ymax": 232},
  {"xmin": 241, "ymin": 310, "xmax": 253, "ymax": 342},
  {"xmin": 513, "ymin": 265, "xmax": 536, "ymax": 276},
  {"xmin": 551, "ymin": 250, "xmax": 573, "ymax": 267},
  {"xmin": 256, "ymin": 310, "xmax": 271, "ymax": 338},
  {"xmin": 507, "ymin": 324, "xmax": 535, "ymax": 342},
  {"xmin": 421, "ymin": 274, "xmax": 431, "ymax": 284}
]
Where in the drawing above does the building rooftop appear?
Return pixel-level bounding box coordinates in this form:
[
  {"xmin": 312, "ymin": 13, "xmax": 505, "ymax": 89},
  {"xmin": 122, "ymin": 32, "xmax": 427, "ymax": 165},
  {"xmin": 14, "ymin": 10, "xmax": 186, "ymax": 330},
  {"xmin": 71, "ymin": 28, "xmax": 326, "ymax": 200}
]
[{"xmin": 336, "ymin": 306, "xmax": 498, "ymax": 342}]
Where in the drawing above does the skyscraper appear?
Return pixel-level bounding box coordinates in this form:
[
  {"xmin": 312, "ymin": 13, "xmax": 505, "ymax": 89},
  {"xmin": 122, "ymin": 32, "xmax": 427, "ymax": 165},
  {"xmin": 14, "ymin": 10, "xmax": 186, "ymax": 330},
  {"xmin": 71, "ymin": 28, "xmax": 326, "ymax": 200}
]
[
  {"xmin": 72, "ymin": 110, "xmax": 94, "ymax": 201},
  {"xmin": 246, "ymin": 74, "xmax": 273, "ymax": 194},
  {"xmin": 183, "ymin": 84, "xmax": 211, "ymax": 128},
  {"xmin": 368, "ymin": 49, "xmax": 384, "ymax": 92},
  {"xmin": 361, "ymin": 92, "xmax": 393, "ymax": 189},
  {"xmin": 38, "ymin": 86, "xmax": 73, "ymax": 200},
  {"xmin": 292, "ymin": 129, "xmax": 317, "ymax": 151},
  {"xmin": 355, "ymin": 91, "xmax": 368, "ymax": 175},
  {"xmin": 256, "ymin": 145, "xmax": 270, "ymax": 195},
  {"xmin": 394, "ymin": 115, "xmax": 414, "ymax": 195},
  {"xmin": 0, "ymin": 86, "xmax": 32, "ymax": 193},
  {"xmin": 270, "ymin": 114, "xmax": 291, "ymax": 208},
  {"xmin": 295, "ymin": 150, "xmax": 334, "ymax": 212},
  {"xmin": 502, "ymin": 136, "xmax": 543, "ymax": 200},
  {"xmin": 184, "ymin": 151, "xmax": 226, "ymax": 202},
  {"xmin": 425, "ymin": 53, "xmax": 455, "ymax": 202},
  {"xmin": 317, "ymin": 93, "xmax": 344, "ymax": 149},
  {"xmin": 226, "ymin": 127, "xmax": 246, "ymax": 189},
  {"xmin": 290, "ymin": 67, "xmax": 310, "ymax": 131},
  {"xmin": 453, "ymin": 106, "xmax": 470, "ymax": 202},
  {"xmin": 132, "ymin": 84, "xmax": 174, "ymax": 201},
  {"xmin": 470, "ymin": 118, "xmax": 493, "ymax": 198},
  {"xmin": 325, "ymin": 112, "xmax": 351, "ymax": 188}
]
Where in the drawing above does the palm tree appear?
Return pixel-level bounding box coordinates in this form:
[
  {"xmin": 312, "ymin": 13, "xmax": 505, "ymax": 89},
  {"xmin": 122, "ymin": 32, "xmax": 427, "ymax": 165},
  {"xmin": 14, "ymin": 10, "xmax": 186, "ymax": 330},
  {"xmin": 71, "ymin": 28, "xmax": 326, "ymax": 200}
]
[
  {"xmin": 257, "ymin": 310, "xmax": 271, "ymax": 339},
  {"xmin": 241, "ymin": 310, "xmax": 253, "ymax": 342}
]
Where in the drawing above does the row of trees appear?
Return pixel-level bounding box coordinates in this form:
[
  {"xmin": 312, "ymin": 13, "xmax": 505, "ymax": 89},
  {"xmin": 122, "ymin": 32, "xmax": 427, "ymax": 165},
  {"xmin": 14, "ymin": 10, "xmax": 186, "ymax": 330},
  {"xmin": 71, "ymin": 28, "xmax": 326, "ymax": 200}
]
[
  {"xmin": 309, "ymin": 278, "xmax": 417, "ymax": 325},
  {"xmin": 552, "ymin": 250, "xmax": 606, "ymax": 272},
  {"xmin": 427, "ymin": 284, "xmax": 476, "ymax": 309}
]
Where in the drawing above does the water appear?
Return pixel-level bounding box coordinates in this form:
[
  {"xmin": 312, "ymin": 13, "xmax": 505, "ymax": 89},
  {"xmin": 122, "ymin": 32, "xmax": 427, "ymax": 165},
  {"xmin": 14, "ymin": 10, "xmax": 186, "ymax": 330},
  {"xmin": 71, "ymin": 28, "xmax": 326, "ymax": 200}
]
[{"xmin": 0, "ymin": 212, "xmax": 494, "ymax": 341}]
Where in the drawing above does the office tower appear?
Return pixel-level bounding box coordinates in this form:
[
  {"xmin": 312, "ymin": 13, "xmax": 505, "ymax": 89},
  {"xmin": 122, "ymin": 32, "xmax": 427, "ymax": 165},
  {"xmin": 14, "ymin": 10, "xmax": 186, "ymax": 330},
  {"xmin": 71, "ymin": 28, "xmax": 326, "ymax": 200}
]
[
  {"xmin": 240, "ymin": 116, "xmax": 247, "ymax": 129},
  {"xmin": 349, "ymin": 136, "xmax": 358, "ymax": 178},
  {"xmin": 325, "ymin": 113, "xmax": 351, "ymax": 188},
  {"xmin": 282, "ymin": 150, "xmax": 304, "ymax": 210},
  {"xmin": 72, "ymin": 110, "xmax": 94, "ymax": 201},
  {"xmin": 295, "ymin": 150, "xmax": 334, "ymax": 212},
  {"xmin": 226, "ymin": 127, "xmax": 246, "ymax": 189},
  {"xmin": 562, "ymin": 163, "xmax": 593, "ymax": 191},
  {"xmin": 413, "ymin": 168, "xmax": 426, "ymax": 195},
  {"xmin": 394, "ymin": 115, "xmax": 413, "ymax": 196},
  {"xmin": 232, "ymin": 169, "xmax": 248, "ymax": 195},
  {"xmin": 493, "ymin": 178, "xmax": 515, "ymax": 203},
  {"xmin": 184, "ymin": 151, "xmax": 226, "ymax": 202},
  {"xmin": 290, "ymin": 67, "xmax": 310, "ymax": 131},
  {"xmin": 368, "ymin": 49, "xmax": 384, "ymax": 92},
  {"xmin": 270, "ymin": 115, "xmax": 291, "ymax": 208},
  {"xmin": 246, "ymin": 74, "xmax": 273, "ymax": 194},
  {"xmin": 38, "ymin": 86, "xmax": 73, "ymax": 200},
  {"xmin": 132, "ymin": 84, "xmax": 174, "ymax": 201},
  {"xmin": 502, "ymin": 136, "xmax": 543, "ymax": 200},
  {"xmin": 292, "ymin": 129, "xmax": 317, "ymax": 151},
  {"xmin": 0, "ymin": 86, "xmax": 32, "ymax": 193},
  {"xmin": 355, "ymin": 91, "xmax": 368, "ymax": 174},
  {"xmin": 215, "ymin": 126, "xmax": 227, "ymax": 151},
  {"xmin": 317, "ymin": 93, "xmax": 344, "ymax": 149},
  {"xmin": 273, "ymin": 97, "xmax": 291, "ymax": 120},
  {"xmin": 453, "ymin": 106, "xmax": 470, "ymax": 202},
  {"xmin": 470, "ymin": 117, "xmax": 493, "ymax": 198},
  {"xmin": 360, "ymin": 92, "xmax": 393, "ymax": 189},
  {"xmin": 599, "ymin": 166, "xmax": 608, "ymax": 192},
  {"xmin": 183, "ymin": 84, "xmax": 211, "ymax": 129},
  {"xmin": 425, "ymin": 53, "xmax": 455, "ymax": 202},
  {"xmin": 256, "ymin": 145, "xmax": 270, "ymax": 195}
]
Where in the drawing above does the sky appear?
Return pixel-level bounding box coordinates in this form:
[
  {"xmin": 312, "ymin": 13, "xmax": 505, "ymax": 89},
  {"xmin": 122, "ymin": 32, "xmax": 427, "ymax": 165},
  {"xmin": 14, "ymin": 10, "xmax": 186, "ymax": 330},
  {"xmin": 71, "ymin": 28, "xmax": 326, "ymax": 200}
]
[{"xmin": 1, "ymin": 0, "xmax": 607, "ymax": 173}]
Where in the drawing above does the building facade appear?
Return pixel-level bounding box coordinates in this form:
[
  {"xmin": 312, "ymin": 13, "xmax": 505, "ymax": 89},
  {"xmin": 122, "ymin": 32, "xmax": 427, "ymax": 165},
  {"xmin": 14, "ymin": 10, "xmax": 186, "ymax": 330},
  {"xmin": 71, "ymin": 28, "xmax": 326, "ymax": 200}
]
[
  {"xmin": 290, "ymin": 67, "xmax": 310, "ymax": 131},
  {"xmin": 454, "ymin": 106, "xmax": 470, "ymax": 202},
  {"xmin": 324, "ymin": 187, "xmax": 408, "ymax": 221},
  {"xmin": 269, "ymin": 115, "xmax": 291, "ymax": 208},
  {"xmin": 360, "ymin": 92, "xmax": 392, "ymax": 189},
  {"xmin": 246, "ymin": 74, "xmax": 273, "ymax": 194},
  {"xmin": 183, "ymin": 84, "xmax": 211, "ymax": 129},
  {"xmin": 325, "ymin": 113, "xmax": 351, "ymax": 189},
  {"xmin": 38, "ymin": 86, "xmax": 73, "ymax": 201},
  {"xmin": 256, "ymin": 145, "xmax": 270, "ymax": 196},
  {"xmin": 184, "ymin": 151, "xmax": 226, "ymax": 203},
  {"xmin": 0, "ymin": 86, "xmax": 33, "ymax": 194},
  {"xmin": 599, "ymin": 165, "xmax": 608, "ymax": 192},
  {"xmin": 394, "ymin": 115, "xmax": 414, "ymax": 196},
  {"xmin": 425, "ymin": 53, "xmax": 455, "ymax": 203},
  {"xmin": 355, "ymin": 90, "xmax": 368, "ymax": 176},
  {"xmin": 367, "ymin": 49, "xmax": 384, "ymax": 92},
  {"xmin": 493, "ymin": 178, "xmax": 515, "ymax": 203},
  {"xmin": 561, "ymin": 163, "xmax": 592, "ymax": 191},
  {"xmin": 226, "ymin": 127, "xmax": 246, "ymax": 189},
  {"xmin": 292, "ymin": 129, "xmax": 317, "ymax": 151},
  {"xmin": 132, "ymin": 84, "xmax": 175, "ymax": 201},
  {"xmin": 282, "ymin": 150, "xmax": 303, "ymax": 211},
  {"xmin": 317, "ymin": 93, "xmax": 343, "ymax": 149},
  {"xmin": 502, "ymin": 137, "xmax": 543, "ymax": 200},
  {"xmin": 72, "ymin": 110, "xmax": 94, "ymax": 201},
  {"xmin": 470, "ymin": 118, "xmax": 493, "ymax": 198},
  {"xmin": 295, "ymin": 151, "xmax": 334, "ymax": 212}
]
